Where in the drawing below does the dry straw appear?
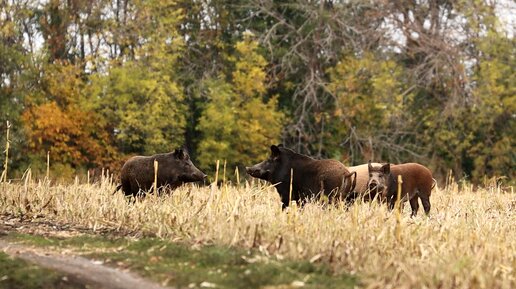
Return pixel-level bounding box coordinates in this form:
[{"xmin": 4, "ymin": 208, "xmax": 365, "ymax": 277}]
[{"xmin": 0, "ymin": 170, "xmax": 514, "ymax": 289}]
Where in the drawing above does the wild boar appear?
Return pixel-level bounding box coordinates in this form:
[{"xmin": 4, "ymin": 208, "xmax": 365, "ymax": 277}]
[
  {"xmin": 347, "ymin": 162, "xmax": 383, "ymax": 202},
  {"xmin": 246, "ymin": 145, "xmax": 356, "ymax": 209},
  {"xmin": 367, "ymin": 161, "xmax": 434, "ymax": 216},
  {"xmin": 114, "ymin": 148, "xmax": 206, "ymax": 197}
]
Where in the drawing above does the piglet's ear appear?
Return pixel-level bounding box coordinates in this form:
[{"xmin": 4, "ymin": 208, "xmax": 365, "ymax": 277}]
[
  {"xmin": 270, "ymin": 145, "xmax": 281, "ymax": 159},
  {"xmin": 381, "ymin": 163, "xmax": 390, "ymax": 175}
]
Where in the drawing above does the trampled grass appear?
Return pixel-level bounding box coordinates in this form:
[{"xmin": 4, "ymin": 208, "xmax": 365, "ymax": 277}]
[
  {"xmin": 0, "ymin": 176, "xmax": 514, "ymax": 289},
  {"xmin": 0, "ymin": 251, "xmax": 87, "ymax": 289},
  {"xmin": 6, "ymin": 233, "xmax": 356, "ymax": 289}
]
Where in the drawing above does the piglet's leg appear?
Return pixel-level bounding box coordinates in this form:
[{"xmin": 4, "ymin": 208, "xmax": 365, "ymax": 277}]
[
  {"xmin": 420, "ymin": 193, "xmax": 431, "ymax": 215},
  {"xmin": 409, "ymin": 196, "xmax": 419, "ymax": 217},
  {"xmin": 388, "ymin": 197, "xmax": 396, "ymax": 211}
]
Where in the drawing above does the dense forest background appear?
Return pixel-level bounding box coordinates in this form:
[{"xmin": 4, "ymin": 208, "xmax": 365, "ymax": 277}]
[{"xmin": 1, "ymin": 0, "xmax": 514, "ymax": 183}]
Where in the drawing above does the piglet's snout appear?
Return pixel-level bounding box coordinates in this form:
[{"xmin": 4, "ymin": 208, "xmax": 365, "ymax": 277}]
[{"xmin": 369, "ymin": 181, "xmax": 384, "ymax": 192}]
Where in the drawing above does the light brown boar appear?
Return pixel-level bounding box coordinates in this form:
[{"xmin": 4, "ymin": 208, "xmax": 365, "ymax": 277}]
[{"xmin": 348, "ymin": 163, "xmax": 383, "ymax": 201}]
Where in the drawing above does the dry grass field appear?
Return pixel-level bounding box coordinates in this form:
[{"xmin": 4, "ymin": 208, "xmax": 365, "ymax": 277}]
[{"xmin": 0, "ymin": 174, "xmax": 514, "ymax": 289}]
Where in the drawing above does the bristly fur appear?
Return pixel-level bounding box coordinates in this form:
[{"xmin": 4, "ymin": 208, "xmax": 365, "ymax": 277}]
[
  {"xmin": 246, "ymin": 145, "xmax": 356, "ymax": 209},
  {"xmin": 116, "ymin": 149, "xmax": 206, "ymax": 198},
  {"xmin": 368, "ymin": 162, "xmax": 434, "ymax": 216}
]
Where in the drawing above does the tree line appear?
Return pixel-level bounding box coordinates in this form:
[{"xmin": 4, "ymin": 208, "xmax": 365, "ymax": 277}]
[{"xmin": 1, "ymin": 0, "xmax": 514, "ymax": 183}]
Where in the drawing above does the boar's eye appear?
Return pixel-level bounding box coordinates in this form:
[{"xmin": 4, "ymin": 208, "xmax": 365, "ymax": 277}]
[
  {"xmin": 369, "ymin": 174, "xmax": 372, "ymax": 177},
  {"xmin": 379, "ymin": 174, "xmax": 383, "ymax": 177}
]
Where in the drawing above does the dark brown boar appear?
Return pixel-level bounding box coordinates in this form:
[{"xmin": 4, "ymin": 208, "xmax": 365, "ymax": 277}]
[
  {"xmin": 246, "ymin": 145, "xmax": 356, "ymax": 209},
  {"xmin": 114, "ymin": 148, "xmax": 206, "ymax": 197},
  {"xmin": 367, "ymin": 161, "xmax": 434, "ymax": 216}
]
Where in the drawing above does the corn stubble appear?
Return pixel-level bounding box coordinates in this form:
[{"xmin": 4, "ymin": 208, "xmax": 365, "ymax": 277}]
[{"xmin": 0, "ymin": 174, "xmax": 514, "ymax": 289}]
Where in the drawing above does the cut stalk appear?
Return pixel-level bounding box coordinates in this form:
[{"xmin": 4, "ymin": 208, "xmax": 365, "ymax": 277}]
[
  {"xmin": 222, "ymin": 159, "xmax": 227, "ymax": 186},
  {"xmin": 235, "ymin": 167, "xmax": 240, "ymax": 186},
  {"xmin": 395, "ymin": 174, "xmax": 403, "ymax": 242},
  {"xmin": 221, "ymin": 160, "xmax": 227, "ymax": 201},
  {"xmin": 2, "ymin": 121, "xmax": 11, "ymax": 183},
  {"xmin": 214, "ymin": 160, "xmax": 220, "ymax": 186},
  {"xmin": 289, "ymin": 168, "xmax": 293, "ymax": 207},
  {"xmin": 153, "ymin": 160, "xmax": 158, "ymax": 195},
  {"xmin": 46, "ymin": 151, "xmax": 50, "ymax": 180},
  {"xmin": 208, "ymin": 160, "xmax": 220, "ymax": 210}
]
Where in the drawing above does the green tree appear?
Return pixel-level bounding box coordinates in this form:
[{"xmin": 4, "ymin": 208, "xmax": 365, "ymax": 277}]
[
  {"xmin": 326, "ymin": 53, "xmax": 415, "ymax": 163},
  {"xmin": 197, "ymin": 34, "xmax": 284, "ymax": 174},
  {"xmin": 90, "ymin": 61, "xmax": 186, "ymax": 155},
  {"xmin": 89, "ymin": 0, "xmax": 186, "ymax": 155},
  {"xmin": 0, "ymin": 0, "xmax": 39, "ymax": 177},
  {"xmin": 468, "ymin": 31, "xmax": 515, "ymax": 180}
]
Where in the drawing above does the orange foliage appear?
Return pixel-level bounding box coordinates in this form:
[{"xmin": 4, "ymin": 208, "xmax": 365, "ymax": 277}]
[{"xmin": 22, "ymin": 101, "xmax": 118, "ymax": 170}]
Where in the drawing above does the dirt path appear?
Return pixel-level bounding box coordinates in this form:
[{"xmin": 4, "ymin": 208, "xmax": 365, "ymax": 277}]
[{"xmin": 0, "ymin": 239, "xmax": 174, "ymax": 289}]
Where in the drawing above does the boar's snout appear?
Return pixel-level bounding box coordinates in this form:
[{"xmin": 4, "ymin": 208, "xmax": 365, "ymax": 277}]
[
  {"xmin": 246, "ymin": 166, "xmax": 268, "ymax": 179},
  {"xmin": 184, "ymin": 167, "xmax": 207, "ymax": 182},
  {"xmin": 194, "ymin": 171, "xmax": 208, "ymax": 181},
  {"xmin": 245, "ymin": 166, "xmax": 258, "ymax": 176}
]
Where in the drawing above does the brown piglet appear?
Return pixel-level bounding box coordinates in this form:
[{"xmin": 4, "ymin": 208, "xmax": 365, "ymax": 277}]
[{"xmin": 367, "ymin": 161, "xmax": 435, "ymax": 216}]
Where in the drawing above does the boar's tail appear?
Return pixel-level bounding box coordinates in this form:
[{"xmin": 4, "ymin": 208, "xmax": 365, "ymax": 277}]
[
  {"xmin": 342, "ymin": 171, "xmax": 357, "ymax": 195},
  {"xmin": 113, "ymin": 184, "xmax": 122, "ymax": 195},
  {"xmin": 349, "ymin": 171, "xmax": 357, "ymax": 193},
  {"xmin": 431, "ymin": 178, "xmax": 437, "ymax": 190}
]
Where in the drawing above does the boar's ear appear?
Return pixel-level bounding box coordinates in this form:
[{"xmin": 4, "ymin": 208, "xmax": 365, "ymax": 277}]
[
  {"xmin": 270, "ymin": 145, "xmax": 281, "ymax": 159},
  {"xmin": 277, "ymin": 144, "xmax": 284, "ymax": 147},
  {"xmin": 368, "ymin": 160, "xmax": 373, "ymax": 172},
  {"xmin": 381, "ymin": 163, "xmax": 390, "ymax": 175},
  {"xmin": 173, "ymin": 148, "xmax": 188, "ymax": 160}
]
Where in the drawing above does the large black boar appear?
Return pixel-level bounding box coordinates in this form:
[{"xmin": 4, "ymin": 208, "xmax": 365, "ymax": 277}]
[
  {"xmin": 246, "ymin": 145, "xmax": 356, "ymax": 209},
  {"xmin": 367, "ymin": 161, "xmax": 434, "ymax": 216},
  {"xmin": 114, "ymin": 148, "xmax": 206, "ymax": 197}
]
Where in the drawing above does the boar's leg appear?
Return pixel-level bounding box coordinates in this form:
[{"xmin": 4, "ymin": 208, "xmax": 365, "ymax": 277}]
[
  {"xmin": 420, "ymin": 193, "xmax": 431, "ymax": 215},
  {"xmin": 121, "ymin": 179, "xmax": 132, "ymax": 197},
  {"xmin": 280, "ymin": 194, "xmax": 290, "ymax": 210},
  {"xmin": 409, "ymin": 196, "xmax": 419, "ymax": 217}
]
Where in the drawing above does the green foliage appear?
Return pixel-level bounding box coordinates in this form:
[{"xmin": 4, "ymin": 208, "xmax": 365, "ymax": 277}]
[
  {"xmin": 467, "ymin": 31, "xmax": 515, "ymax": 180},
  {"xmin": 231, "ymin": 32, "xmax": 268, "ymax": 98},
  {"xmin": 0, "ymin": 1, "xmax": 33, "ymax": 178},
  {"xmin": 90, "ymin": 61, "xmax": 186, "ymax": 155},
  {"xmin": 326, "ymin": 53, "xmax": 414, "ymax": 162},
  {"xmin": 197, "ymin": 35, "xmax": 284, "ymax": 173},
  {"xmin": 87, "ymin": 0, "xmax": 186, "ymax": 156}
]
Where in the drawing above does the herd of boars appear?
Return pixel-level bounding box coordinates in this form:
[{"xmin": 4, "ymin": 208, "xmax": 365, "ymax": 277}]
[{"xmin": 114, "ymin": 144, "xmax": 436, "ymax": 216}]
